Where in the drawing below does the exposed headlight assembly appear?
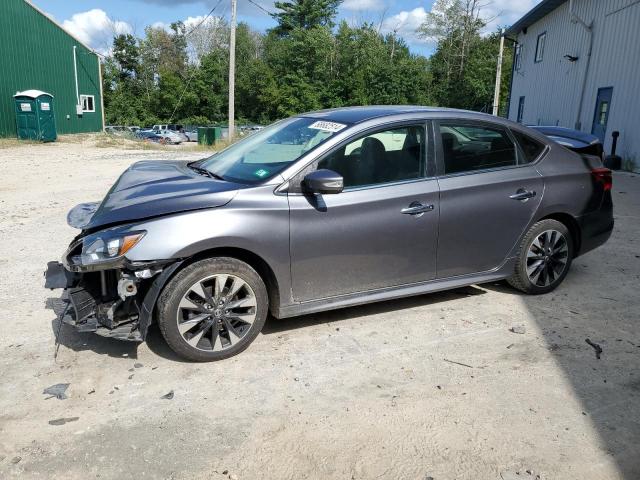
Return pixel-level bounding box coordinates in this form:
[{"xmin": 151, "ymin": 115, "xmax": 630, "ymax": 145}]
[{"xmin": 69, "ymin": 230, "xmax": 146, "ymax": 268}]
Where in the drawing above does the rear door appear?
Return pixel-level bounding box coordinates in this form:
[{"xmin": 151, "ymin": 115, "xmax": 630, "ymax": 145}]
[{"xmin": 434, "ymin": 120, "xmax": 544, "ymax": 278}]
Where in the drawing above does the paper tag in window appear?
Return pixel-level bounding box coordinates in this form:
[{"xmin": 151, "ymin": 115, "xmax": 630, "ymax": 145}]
[{"xmin": 308, "ymin": 121, "xmax": 346, "ymax": 132}]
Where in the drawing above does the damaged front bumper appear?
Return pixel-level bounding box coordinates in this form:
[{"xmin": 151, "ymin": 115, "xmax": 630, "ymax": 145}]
[{"xmin": 44, "ymin": 259, "xmax": 182, "ymax": 342}]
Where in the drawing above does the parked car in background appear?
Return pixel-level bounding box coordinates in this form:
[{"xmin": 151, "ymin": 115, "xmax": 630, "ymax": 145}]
[
  {"xmin": 153, "ymin": 124, "xmax": 184, "ymax": 133},
  {"xmin": 184, "ymin": 128, "xmax": 198, "ymax": 142},
  {"xmin": 529, "ymin": 126, "xmax": 605, "ymax": 160},
  {"xmin": 157, "ymin": 129, "xmax": 185, "ymax": 144},
  {"xmin": 136, "ymin": 130, "xmax": 165, "ymax": 143},
  {"xmin": 46, "ymin": 106, "xmax": 613, "ymax": 361}
]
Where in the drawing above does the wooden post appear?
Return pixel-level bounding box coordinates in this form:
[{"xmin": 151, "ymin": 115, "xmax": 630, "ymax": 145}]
[{"xmin": 228, "ymin": 0, "xmax": 237, "ymax": 139}]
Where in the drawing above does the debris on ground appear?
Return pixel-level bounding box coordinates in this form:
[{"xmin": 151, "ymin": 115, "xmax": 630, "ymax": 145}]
[
  {"xmin": 134, "ymin": 362, "xmax": 144, "ymax": 368},
  {"xmin": 510, "ymin": 326, "xmax": 526, "ymax": 334},
  {"xmin": 161, "ymin": 390, "xmax": 174, "ymax": 400},
  {"xmin": 88, "ymin": 388, "xmax": 95, "ymax": 394},
  {"xmin": 43, "ymin": 383, "xmax": 69, "ymax": 400},
  {"xmin": 48, "ymin": 417, "xmax": 79, "ymax": 426},
  {"xmin": 443, "ymin": 358, "xmax": 474, "ymax": 368},
  {"xmin": 11, "ymin": 456, "xmax": 22, "ymax": 464},
  {"xmin": 585, "ymin": 338, "xmax": 603, "ymax": 359}
]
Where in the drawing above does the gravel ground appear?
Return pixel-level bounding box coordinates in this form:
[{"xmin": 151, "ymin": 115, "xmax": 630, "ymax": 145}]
[{"xmin": 0, "ymin": 140, "xmax": 639, "ymax": 480}]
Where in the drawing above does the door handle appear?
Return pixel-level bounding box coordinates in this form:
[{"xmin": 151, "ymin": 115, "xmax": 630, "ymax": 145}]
[
  {"xmin": 509, "ymin": 189, "xmax": 536, "ymax": 201},
  {"xmin": 401, "ymin": 202, "xmax": 434, "ymax": 215}
]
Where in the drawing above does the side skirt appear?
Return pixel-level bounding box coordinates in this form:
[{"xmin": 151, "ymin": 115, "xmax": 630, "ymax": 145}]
[{"xmin": 277, "ymin": 258, "xmax": 516, "ymax": 319}]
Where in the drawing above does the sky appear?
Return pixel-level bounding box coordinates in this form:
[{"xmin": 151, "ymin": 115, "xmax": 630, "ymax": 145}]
[{"xmin": 32, "ymin": 0, "xmax": 542, "ymax": 56}]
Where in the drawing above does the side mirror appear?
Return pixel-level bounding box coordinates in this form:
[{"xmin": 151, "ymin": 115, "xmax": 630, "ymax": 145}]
[{"xmin": 303, "ymin": 169, "xmax": 344, "ymax": 194}]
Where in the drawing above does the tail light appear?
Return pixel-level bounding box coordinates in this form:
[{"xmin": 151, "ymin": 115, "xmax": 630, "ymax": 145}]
[{"xmin": 591, "ymin": 167, "xmax": 612, "ymax": 191}]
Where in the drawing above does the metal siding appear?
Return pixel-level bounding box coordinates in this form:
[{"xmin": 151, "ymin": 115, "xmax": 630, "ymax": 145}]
[
  {"xmin": 0, "ymin": 0, "xmax": 103, "ymax": 137},
  {"xmin": 508, "ymin": 0, "xmax": 640, "ymax": 171}
]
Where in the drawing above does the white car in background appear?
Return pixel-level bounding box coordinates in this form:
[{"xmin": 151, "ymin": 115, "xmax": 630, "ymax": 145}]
[{"xmin": 156, "ymin": 129, "xmax": 185, "ymax": 144}]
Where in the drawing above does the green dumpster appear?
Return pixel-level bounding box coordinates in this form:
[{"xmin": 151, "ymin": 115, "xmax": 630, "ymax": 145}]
[
  {"xmin": 14, "ymin": 90, "xmax": 56, "ymax": 142},
  {"xmin": 198, "ymin": 126, "xmax": 222, "ymax": 146}
]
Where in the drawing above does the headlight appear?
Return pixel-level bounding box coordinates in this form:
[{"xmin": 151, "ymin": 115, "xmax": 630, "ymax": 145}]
[{"xmin": 75, "ymin": 230, "xmax": 146, "ymax": 266}]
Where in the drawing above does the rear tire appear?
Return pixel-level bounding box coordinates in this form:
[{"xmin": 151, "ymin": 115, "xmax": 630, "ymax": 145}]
[
  {"xmin": 157, "ymin": 257, "xmax": 268, "ymax": 362},
  {"xmin": 507, "ymin": 219, "xmax": 574, "ymax": 295}
]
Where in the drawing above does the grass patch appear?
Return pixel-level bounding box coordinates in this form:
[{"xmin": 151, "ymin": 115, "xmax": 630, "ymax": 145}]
[{"xmin": 0, "ymin": 137, "xmax": 41, "ymax": 149}]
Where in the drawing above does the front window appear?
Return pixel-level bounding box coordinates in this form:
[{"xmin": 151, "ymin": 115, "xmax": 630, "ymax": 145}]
[
  {"xmin": 317, "ymin": 125, "xmax": 426, "ymax": 189},
  {"xmin": 199, "ymin": 117, "xmax": 347, "ymax": 184}
]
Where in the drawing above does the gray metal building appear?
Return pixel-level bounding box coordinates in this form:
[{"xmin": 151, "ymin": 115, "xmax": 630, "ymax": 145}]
[{"xmin": 506, "ymin": 0, "xmax": 640, "ymax": 172}]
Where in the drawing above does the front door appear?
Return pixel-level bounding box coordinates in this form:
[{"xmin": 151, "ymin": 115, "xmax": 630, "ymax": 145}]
[
  {"xmin": 435, "ymin": 121, "xmax": 544, "ymax": 278},
  {"xmin": 288, "ymin": 123, "xmax": 439, "ymax": 302},
  {"xmin": 591, "ymin": 87, "xmax": 613, "ymax": 143}
]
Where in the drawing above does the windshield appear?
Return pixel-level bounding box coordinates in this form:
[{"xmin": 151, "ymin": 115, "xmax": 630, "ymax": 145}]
[{"xmin": 198, "ymin": 117, "xmax": 347, "ymax": 184}]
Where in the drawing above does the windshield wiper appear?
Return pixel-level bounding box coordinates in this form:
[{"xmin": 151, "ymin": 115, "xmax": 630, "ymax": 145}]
[{"xmin": 187, "ymin": 163, "xmax": 226, "ymax": 181}]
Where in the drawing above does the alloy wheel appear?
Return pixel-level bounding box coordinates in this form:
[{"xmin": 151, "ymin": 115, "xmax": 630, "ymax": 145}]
[
  {"xmin": 526, "ymin": 229, "xmax": 569, "ymax": 287},
  {"xmin": 176, "ymin": 274, "xmax": 257, "ymax": 351}
]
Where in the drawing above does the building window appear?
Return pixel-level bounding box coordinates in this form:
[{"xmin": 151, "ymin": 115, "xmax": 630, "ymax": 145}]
[
  {"xmin": 80, "ymin": 94, "xmax": 95, "ymax": 112},
  {"xmin": 515, "ymin": 44, "xmax": 522, "ymax": 71},
  {"xmin": 517, "ymin": 96, "xmax": 525, "ymax": 123},
  {"xmin": 535, "ymin": 32, "xmax": 546, "ymax": 63}
]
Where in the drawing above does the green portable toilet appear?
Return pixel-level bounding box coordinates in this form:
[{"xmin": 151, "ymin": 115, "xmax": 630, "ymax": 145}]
[{"xmin": 14, "ymin": 90, "xmax": 56, "ymax": 142}]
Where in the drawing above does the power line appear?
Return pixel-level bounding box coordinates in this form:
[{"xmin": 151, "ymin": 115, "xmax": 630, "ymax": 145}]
[
  {"xmin": 184, "ymin": 0, "xmax": 224, "ymax": 37},
  {"xmin": 247, "ymin": 0, "xmax": 274, "ymax": 16}
]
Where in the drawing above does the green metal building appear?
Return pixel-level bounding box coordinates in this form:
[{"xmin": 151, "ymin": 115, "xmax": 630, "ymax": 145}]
[{"xmin": 0, "ymin": 0, "xmax": 104, "ymax": 138}]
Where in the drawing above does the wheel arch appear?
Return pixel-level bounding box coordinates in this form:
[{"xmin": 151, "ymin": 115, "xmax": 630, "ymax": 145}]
[
  {"xmin": 180, "ymin": 247, "xmax": 282, "ymax": 317},
  {"xmin": 538, "ymin": 212, "xmax": 582, "ymax": 256}
]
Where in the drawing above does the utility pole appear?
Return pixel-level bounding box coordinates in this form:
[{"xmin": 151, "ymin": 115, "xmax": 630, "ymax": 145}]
[
  {"xmin": 228, "ymin": 0, "xmax": 237, "ymax": 139},
  {"xmin": 492, "ymin": 29, "xmax": 505, "ymax": 116}
]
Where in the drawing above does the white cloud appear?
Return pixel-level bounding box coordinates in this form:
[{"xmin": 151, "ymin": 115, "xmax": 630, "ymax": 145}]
[
  {"xmin": 380, "ymin": 0, "xmax": 543, "ymax": 47},
  {"xmin": 481, "ymin": 0, "xmax": 542, "ymax": 33},
  {"xmin": 342, "ymin": 0, "xmax": 385, "ymax": 12},
  {"xmin": 62, "ymin": 9, "xmax": 132, "ymax": 54},
  {"xmin": 381, "ymin": 7, "xmax": 429, "ymax": 44}
]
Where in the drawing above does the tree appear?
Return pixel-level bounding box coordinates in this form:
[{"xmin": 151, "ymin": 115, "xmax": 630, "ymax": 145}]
[
  {"xmin": 416, "ymin": 0, "xmax": 511, "ymax": 112},
  {"xmin": 271, "ymin": 0, "xmax": 342, "ymax": 35},
  {"xmin": 418, "ymin": 0, "xmax": 485, "ymax": 78},
  {"xmin": 112, "ymin": 34, "xmax": 140, "ymax": 79}
]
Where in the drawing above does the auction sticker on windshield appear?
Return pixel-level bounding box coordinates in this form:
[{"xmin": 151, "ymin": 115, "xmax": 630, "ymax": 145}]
[
  {"xmin": 308, "ymin": 121, "xmax": 346, "ymax": 132},
  {"xmin": 254, "ymin": 169, "xmax": 270, "ymax": 178}
]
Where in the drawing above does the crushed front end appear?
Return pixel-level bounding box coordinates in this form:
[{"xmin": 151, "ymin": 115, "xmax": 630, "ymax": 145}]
[{"xmin": 44, "ymin": 226, "xmax": 181, "ymax": 342}]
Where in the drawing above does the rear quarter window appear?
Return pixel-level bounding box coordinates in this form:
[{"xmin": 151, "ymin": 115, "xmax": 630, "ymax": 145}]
[{"xmin": 511, "ymin": 130, "xmax": 546, "ymax": 163}]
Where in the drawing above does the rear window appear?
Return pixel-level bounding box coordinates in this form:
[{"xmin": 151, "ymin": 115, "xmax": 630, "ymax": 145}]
[{"xmin": 511, "ymin": 130, "xmax": 546, "ymax": 163}]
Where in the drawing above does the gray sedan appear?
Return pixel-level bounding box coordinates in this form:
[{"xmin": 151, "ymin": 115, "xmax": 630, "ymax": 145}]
[{"xmin": 45, "ymin": 106, "xmax": 613, "ymax": 361}]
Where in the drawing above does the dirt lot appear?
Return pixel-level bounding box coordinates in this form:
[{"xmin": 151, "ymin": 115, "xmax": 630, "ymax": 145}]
[{"xmin": 0, "ymin": 138, "xmax": 639, "ymax": 480}]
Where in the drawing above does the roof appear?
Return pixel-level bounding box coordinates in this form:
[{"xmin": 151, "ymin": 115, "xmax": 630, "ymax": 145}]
[
  {"xmin": 23, "ymin": 0, "xmax": 99, "ymax": 56},
  {"xmin": 299, "ymin": 105, "xmax": 477, "ymax": 124},
  {"xmin": 14, "ymin": 89, "xmax": 53, "ymax": 98},
  {"xmin": 506, "ymin": 0, "xmax": 567, "ymax": 36}
]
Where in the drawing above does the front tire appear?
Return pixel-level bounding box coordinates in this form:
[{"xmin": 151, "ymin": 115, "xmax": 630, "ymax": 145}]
[
  {"xmin": 157, "ymin": 257, "xmax": 268, "ymax": 361},
  {"xmin": 507, "ymin": 219, "xmax": 574, "ymax": 295}
]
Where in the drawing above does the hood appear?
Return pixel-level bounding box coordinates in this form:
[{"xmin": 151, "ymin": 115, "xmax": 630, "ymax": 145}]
[{"xmin": 69, "ymin": 160, "xmax": 240, "ymax": 230}]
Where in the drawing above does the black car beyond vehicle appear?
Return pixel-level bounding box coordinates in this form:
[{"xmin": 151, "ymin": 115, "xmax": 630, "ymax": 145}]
[
  {"xmin": 529, "ymin": 126, "xmax": 605, "ymax": 160},
  {"xmin": 45, "ymin": 106, "xmax": 614, "ymax": 361}
]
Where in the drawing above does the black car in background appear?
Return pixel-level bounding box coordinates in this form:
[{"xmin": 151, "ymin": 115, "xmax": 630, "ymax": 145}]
[{"xmin": 529, "ymin": 126, "xmax": 605, "ymax": 160}]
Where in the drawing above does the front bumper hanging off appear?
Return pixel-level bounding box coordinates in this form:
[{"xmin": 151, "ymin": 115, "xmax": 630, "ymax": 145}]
[{"xmin": 44, "ymin": 260, "xmax": 182, "ymax": 342}]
